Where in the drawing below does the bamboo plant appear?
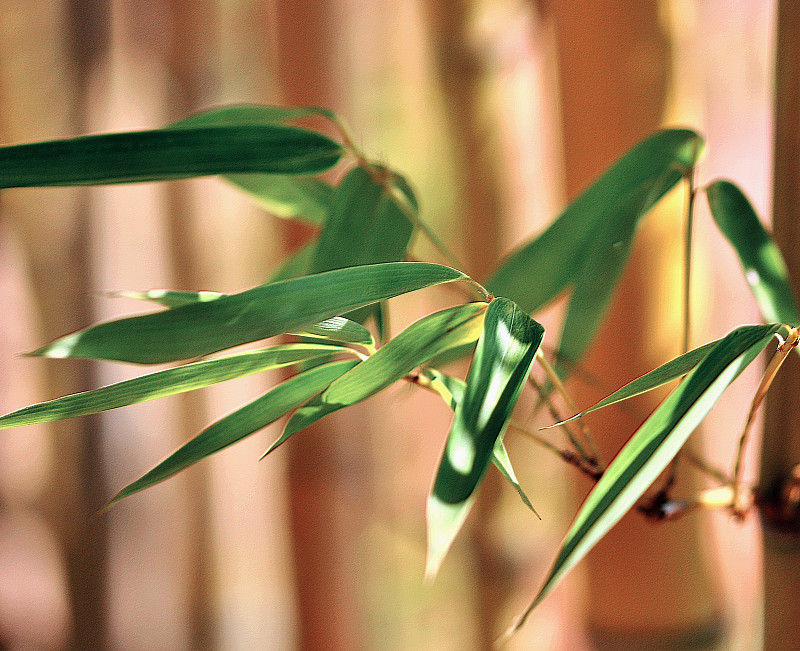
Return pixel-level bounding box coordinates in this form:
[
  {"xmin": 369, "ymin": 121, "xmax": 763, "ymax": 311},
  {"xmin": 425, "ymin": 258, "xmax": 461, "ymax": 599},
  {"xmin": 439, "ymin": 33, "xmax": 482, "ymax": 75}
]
[{"xmin": 0, "ymin": 103, "xmax": 796, "ymax": 642}]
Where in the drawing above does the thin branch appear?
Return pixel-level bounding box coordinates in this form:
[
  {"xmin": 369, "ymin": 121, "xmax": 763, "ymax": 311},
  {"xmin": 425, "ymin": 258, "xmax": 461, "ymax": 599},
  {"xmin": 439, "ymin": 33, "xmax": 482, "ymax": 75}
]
[
  {"xmin": 732, "ymin": 327, "xmax": 799, "ymax": 514},
  {"xmin": 535, "ymin": 350, "xmax": 602, "ymax": 465}
]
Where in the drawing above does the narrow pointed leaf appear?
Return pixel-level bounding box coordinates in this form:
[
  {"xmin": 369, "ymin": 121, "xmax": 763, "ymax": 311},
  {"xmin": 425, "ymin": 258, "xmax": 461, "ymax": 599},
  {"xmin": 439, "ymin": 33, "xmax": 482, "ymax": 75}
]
[
  {"xmin": 426, "ymin": 298, "xmax": 544, "ymax": 578},
  {"xmin": 110, "ymin": 289, "xmax": 226, "ymax": 309},
  {"xmin": 167, "ymin": 104, "xmax": 336, "ymax": 130},
  {"xmin": 108, "ymin": 358, "xmax": 358, "ymax": 506},
  {"xmin": 492, "ymin": 439, "xmax": 538, "ymax": 514},
  {"xmin": 509, "ymin": 324, "xmax": 781, "ymax": 635},
  {"xmin": 31, "ymin": 262, "xmax": 470, "ymax": 364},
  {"xmin": 311, "ymin": 165, "xmax": 415, "ymax": 272},
  {"xmin": 292, "ymin": 316, "xmax": 375, "ymax": 351},
  {"xmin": 0, "ymin": 125, "xmax": 343, "ymax": 189},
  {"xmin": 224, "ymin": 174, "xmax": 333, "ymax": 225},
  {"xmin": 488, "ymin": 129, "xmax": 702, "ymax": 317},
  {"xmin": 553, "ymin": 339, "xmax": 719, "ymax": 425},
  {"xmin": 706, "ymin": 180, "xmax": 800, "ymax": 326},
  {"xmin": 266, "ymin": 303, "xmax": 488, "ymax": 454},
  {"xmin": 0, "ymin": 344, "xmax": 348, "ymax": 430}
]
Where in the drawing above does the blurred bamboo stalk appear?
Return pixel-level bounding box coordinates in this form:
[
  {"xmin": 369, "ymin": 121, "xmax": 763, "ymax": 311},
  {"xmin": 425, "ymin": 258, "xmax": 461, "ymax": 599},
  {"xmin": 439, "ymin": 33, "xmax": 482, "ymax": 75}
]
[
  {"xmin": 0, "ymin": 1, "xmax": 109, "ymax": 648},
  {"xmin": 760, "ymin": 2, "xmax": 800, "ymax": 649},
  {"xmin": 548, "ymin": 1, "xmax": 725, "ymax": 648}
]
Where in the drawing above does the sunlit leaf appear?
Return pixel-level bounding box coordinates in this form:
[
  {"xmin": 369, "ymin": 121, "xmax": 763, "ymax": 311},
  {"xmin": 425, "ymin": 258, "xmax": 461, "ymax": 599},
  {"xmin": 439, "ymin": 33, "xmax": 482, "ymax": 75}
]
[
  {"xmin": 0, "ymin": 125, "xmax": 344, "ymax": 189},
  {"xmin": 706, "ymin": 180, "xmax": 800, "ymax": 326},
  {"xmin": 266, "ymin": 303, "xmax": 488, "ymax": 454},
  {"xmin": 108, "ymin": 358, "xmax": 358, "ymax": 506},
  {"xmin": 488, "ymin": 129, "xmax": 703, "ymax": 371},
  {"xmin": 292, "ymin": 316, "xmax": 375, "ymax": 352},
  {"xmin": 311, "ymin": 165, "xmax": 414, "ymax": 272},
  {"xmin": 0, "ymin": 344, "xmax": 349, "ymax": 429},
  {"xmin": 426, "ymin": 298, "xmax": 544, "ymax": 579},
  {"xmin": 505, "ymin": 323, "xmax": 781, "ymax": 638},
  {"xmin": 553, "ymin": 339, "xmax": 719, "ymax": 425},
  {"xmin": 31, "ymin": 262, "xmax": 471, "ymax": 364}
]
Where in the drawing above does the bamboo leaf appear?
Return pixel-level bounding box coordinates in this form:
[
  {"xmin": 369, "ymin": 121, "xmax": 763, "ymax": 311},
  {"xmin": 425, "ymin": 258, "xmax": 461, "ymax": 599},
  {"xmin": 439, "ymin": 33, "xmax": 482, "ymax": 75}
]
[
  {"xmin": 292, "ymin": 316, "xmax": 375, "ymax": 352},
  {"xmin": 505, "ymin": 323, "xmax": 781, "ymax": 638},
  {"xmin": 706, "ymin": 180, "xmax": 800, "ymax": 326},
  {"xmin": 109, "ymin": 289, "xmax": 226, "ymax": 309},
  {"xmin": 553, "ymin": 339, "xmax": 719, "ymax": 425},
  {"xmin": 311, "ymin": 165, "xmax": 415, "ymax": 272},
  {"xmin": 31, "ymin": 262, "xmax": 471, "ymax": 364},
  {"xmin": 421, "ymin": 366, "xmax": 536, "ymax": 512},
  {"xmin": 489, "ymin": 130, "xmax": 702, "ymax": 313},
  {"xmin": 108, "ymin": 358, "xmax": 358, "ymax": 506},
  {"xmin": 224, "ymin": 174, "xmax": 333, "ymax": 225},
  {"xmin": 167, "ymin": 104, "xmax": 335, "ymax": 129},
  {"xmin": 0, "ymin": 125, "xmax": 344, "ymax": 188},
  {"xmin": 426, "ymin": 298, "xmax": 544, "ymax": 579},
  {"xmin": 488, "ymin": 130, "xmax": 703, "ymax": 373},
  {"xmin": 0, "ymin": 344, "xmax": 348, "ymax": 429},
  {"xmin": 265, "ymin": 303, "xmax": 488, "ymax": 454}
]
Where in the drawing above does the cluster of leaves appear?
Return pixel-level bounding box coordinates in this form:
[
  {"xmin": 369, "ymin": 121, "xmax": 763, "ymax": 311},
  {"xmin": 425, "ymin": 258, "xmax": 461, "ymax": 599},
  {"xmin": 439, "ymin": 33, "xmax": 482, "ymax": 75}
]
[{"xmin": 0, "ymin": 105, "xmax": 796, "ymax": 638}]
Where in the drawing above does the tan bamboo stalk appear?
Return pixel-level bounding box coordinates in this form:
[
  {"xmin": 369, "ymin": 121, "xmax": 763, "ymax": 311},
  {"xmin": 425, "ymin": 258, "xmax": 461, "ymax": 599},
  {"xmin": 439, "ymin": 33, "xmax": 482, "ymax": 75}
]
[
  {"xmin": 548, "ymin": 1, "xmax": 725, "ymax": 648},
  {"xmin": 760, "ymin": 3, "xmax": 800, "ymax": 649},
  {"xmin": 0, "ymin": 2, "xmax": 109, "ymax": 647}
]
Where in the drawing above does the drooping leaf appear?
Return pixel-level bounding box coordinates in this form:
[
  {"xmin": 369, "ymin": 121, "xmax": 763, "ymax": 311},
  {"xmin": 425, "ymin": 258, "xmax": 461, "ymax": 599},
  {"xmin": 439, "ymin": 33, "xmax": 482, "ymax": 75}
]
[
  {"xmin": 224, "ymin": 174, "xmax": 333, "ymax": 225},
  {"xmin": 0, "ymin": 125, "xmax": 344, "ymax": 189},
  {"xmin": 505, "ymin": 323, "xmax": 781, "ymax": 638},
  {"xmin": 310, "ymin": 165, "xmax": 415, "ymax": 272},
  {"xmin": 706, "ymin": 180, "xmax": 800, "ymax": 326},
  {"xmin": 292, "ymin": 316, "xmax": 375, "ymax": 352},
  {"xmin": 167, "ymin": 105, "xmax": 339, "ymax": 224},
  {"xmin": 426, "ymin": 298, "xmax": 544, "ymax": 579},
  {"xmin": 488, "ymin": 130, "xmax": 703, "ymax": 371},
  {"xmin": 265, "ymin": 303, "xmax": 488, "ymax": 454},
  {"xmin": 108, "ymin": 358, "xmax": 358, "ymax": 507},
  {"xmin": 0, "ymin": 344, "xmax": 349, "ymax": 430},
  {"xmin": 31, "ymin": 262, "xmax": 471, "ymax": 364},
  {"xmin": 553, "ymin": 339, "xmax": 719, "ymax": 425}
]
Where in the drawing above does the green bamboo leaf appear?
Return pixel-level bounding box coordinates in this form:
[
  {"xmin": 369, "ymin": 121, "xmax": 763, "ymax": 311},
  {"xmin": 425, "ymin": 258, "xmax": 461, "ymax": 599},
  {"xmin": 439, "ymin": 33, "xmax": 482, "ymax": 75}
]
[
  {"xmin": 31, "ymin": 262, "xmax": 471, "ymax": 364},
  {"xmin": 706, "ymin": 180, "xmax": 800, "ymax": 326},
  {"xmin": 224, "ymin": 174, "xmax": 333, "ymax": 225},
  {"xmin": 487, "ymin": 129, "xmax": 702, "ymax": 318},
  {"xmin": 311, "ymin": 165, "xmax": 415, "ymax": 272},
  {"xmin": 269, "ymin": 241, "xmax": 316, "ymax": 282},
  {"xmin": 422, "ymin": 368, "xmax": 537, "ymax": 514},
  {"xmin": 265, "ymin": 303, "xmax": 488, "ymax": 454},
  {"xmin": 167, "ymin": 104, "xmax": 335, "ymax": 129},
  {"xmin": 108, "ymin": 358, "xmax": 358, "ymax": 506},
  {"xmin": 0, "ymin": 124, "xmax": 344, "ymax": 188},
  {"xmin": 292, "ymin": 316, "xmax": 375, "ymax": 352},
  {"xmin": 109, "ymin": 289, "xmax": 226, "ymax": 309},
  {"xmin": 168, "ymin": 105, "xmax": 338, "ymax": 224},
  {"xmin": 426, "ymin": 298, "xmax": 544, "ymax": 579},
  {"xmin": 553, "ymin": 339, "xmax": 719, "ymax": 425},
  {"xmin": 505, "ymin": 323, "xmax": 781, "ymax": 639},
  {"xmin": 0, "ymin": 344, "xmax": 348, "ymax": 429}
]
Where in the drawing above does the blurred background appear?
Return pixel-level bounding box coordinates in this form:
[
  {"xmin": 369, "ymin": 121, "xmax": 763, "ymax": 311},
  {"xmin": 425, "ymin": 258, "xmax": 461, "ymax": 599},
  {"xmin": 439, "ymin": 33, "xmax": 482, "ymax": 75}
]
[{"xmin": 0, "ymin": 1, "xmax": 781, "ymax": 649}]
